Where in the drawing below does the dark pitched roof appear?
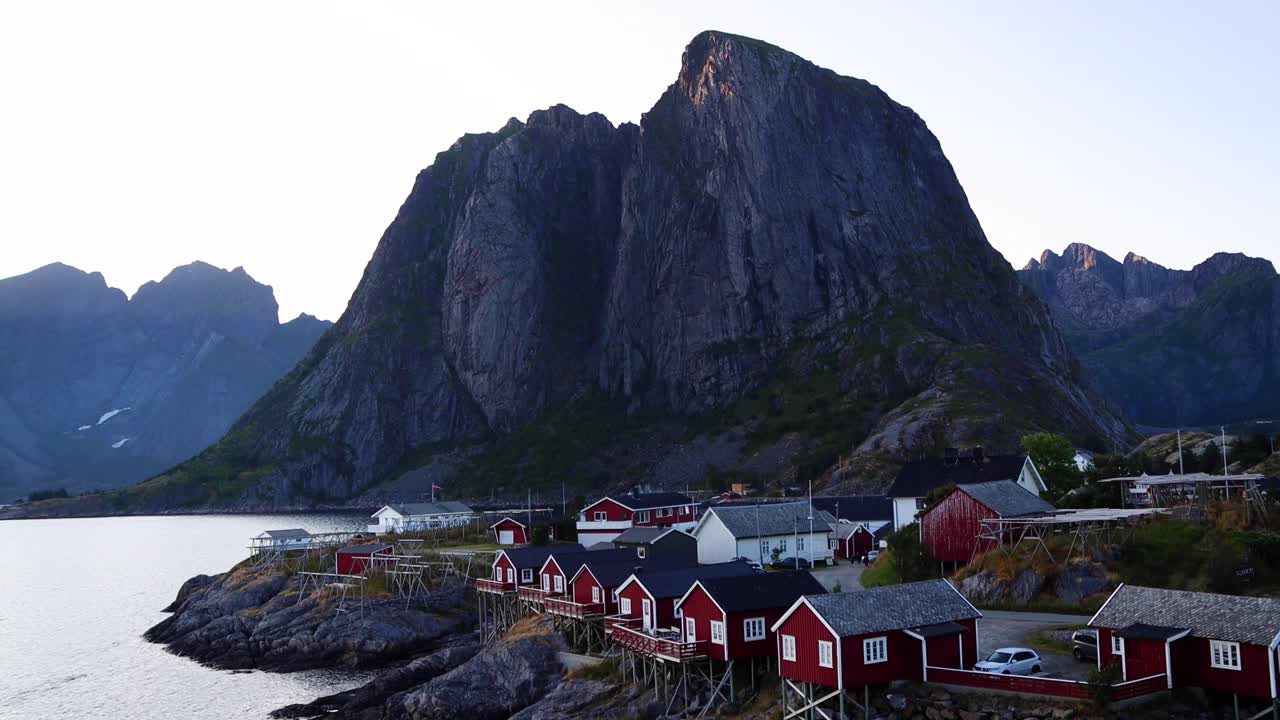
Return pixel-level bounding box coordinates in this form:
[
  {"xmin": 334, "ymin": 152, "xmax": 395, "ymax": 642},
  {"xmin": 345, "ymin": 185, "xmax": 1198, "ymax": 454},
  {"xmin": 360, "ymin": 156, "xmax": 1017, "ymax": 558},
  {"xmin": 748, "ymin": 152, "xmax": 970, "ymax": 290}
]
[
  {"xmin": 887, "ymin": 455, "xmax": 1029, "ymax": 498},
  {"xmin": 612, "ymin": 527, "xmax": 690, "ymax": 545},
  {"xmin": 1091, "ymin": 585, "xmax": 1280, "ymax": 646},
  {"xmin": 337, "ymin": 543, "xmax": 393, "ymax": 554},
  {"xmin": 706, "ymin": 502, "xmax": 832, "ymax": 539},
  {"xmin": 609, "ymin": 492, "xmax": 695, "ymax": 510},
  {"xmin": 629, "ymin": 561, "xmax": 755, "ymax": 599},
  {"xmin": 802, "ymin": 580, "xmax": 980, "ymax": 637},
  {"xmin": 688, "ymin": 571, "xmax": 827, "ymax": 613},
  {"xmin": 809, "ymin": 496, "xmax": 893, "ymax": 523},
  {"xmin": 955, "ymin": 480, "xmax": 1054, "ymax": 518},
  {"xmin": 580, "ymin": 556, "xmax": 695, "ymax": 587},
  {"xmin": 872, "ymin": 524, "xmax": 892, "ymax": 541},
  {"xmin": 500, "ymin": 544, "xmax": 584, "ymax": 570},
  {"xmin": 547, "ymin": 548, "xmax": 634, "ymax": 577}
]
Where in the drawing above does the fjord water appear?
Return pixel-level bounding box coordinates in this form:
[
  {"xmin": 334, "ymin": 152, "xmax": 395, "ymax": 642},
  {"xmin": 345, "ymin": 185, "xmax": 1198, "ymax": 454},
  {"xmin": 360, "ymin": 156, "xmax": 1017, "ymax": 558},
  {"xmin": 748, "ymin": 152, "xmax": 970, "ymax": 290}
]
[{"xmin": 0, "ymin": 514, "xmax": 371, "ymax": 719}]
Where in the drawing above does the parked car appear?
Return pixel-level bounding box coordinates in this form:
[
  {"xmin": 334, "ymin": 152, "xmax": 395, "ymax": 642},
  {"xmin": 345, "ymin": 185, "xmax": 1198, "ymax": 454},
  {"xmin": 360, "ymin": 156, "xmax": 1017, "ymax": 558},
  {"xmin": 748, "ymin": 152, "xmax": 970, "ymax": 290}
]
[
  {"xmin": 865, "ymin": 550, "xmax": 880, "ymax": 562},
  {"xmin": 731, "ymin": 556, "xmax": 765, "ymax": 573},
  {"xmin": 770, "ymin": 557, "xmax": 811, "ymax": 570},
  {"xmin": 1071, "ymin": 629, "xmax": 1098, "ymax": 661},
  {"xmin": 974, "ymin": 647, "xmax": 1042, "ymax": 675}
]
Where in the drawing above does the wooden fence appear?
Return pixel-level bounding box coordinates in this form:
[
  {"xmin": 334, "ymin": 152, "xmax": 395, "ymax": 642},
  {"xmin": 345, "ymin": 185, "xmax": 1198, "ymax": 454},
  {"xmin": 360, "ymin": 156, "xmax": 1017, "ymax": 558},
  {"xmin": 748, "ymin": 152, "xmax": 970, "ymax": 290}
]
[{"xmin": 925, "ymin": 666, "xmax": 1167, "ymax": 701}]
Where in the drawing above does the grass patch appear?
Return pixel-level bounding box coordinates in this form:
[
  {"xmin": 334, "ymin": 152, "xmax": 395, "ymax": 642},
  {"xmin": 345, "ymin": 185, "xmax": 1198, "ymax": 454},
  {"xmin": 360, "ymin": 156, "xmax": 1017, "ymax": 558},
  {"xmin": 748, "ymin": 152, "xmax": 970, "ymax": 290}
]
[
  {"xmin": 1025, "ymin": 624, "xmax": 1082, "ymax": 655},
  {"xmin": 860, "ymin": 552, "xmax": 901, "ymax": 588}
]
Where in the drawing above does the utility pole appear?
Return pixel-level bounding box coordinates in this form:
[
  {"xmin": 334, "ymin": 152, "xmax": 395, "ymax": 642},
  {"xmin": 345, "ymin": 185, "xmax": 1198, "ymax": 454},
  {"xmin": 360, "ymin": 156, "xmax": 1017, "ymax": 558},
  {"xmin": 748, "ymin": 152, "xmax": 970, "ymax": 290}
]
[
  {"xmin": 1177, "ymin": 429, "xmax": 1185, "ymax": 475},
  {"xmin": 793, "ymin": 515, "xmax": 799, "ymax": 571},
  {"xmin": 755, "ymin": 500, "xmax": 763, "ymax": 567},
  {"xmin": 807, "ymin": 476, "xmax": 814, "ymax": 569},
  {"xmin": 1221, "ymin": 426, "xmax": 1229, "ymax": 475}
]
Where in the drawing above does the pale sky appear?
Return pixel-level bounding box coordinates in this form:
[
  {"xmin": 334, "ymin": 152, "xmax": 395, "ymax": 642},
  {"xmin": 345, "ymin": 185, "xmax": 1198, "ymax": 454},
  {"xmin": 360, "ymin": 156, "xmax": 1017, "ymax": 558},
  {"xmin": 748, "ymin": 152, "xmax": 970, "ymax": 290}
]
[{"xmin": 1, "ymin": 1, "xmax": 1276, "ymax": 321}]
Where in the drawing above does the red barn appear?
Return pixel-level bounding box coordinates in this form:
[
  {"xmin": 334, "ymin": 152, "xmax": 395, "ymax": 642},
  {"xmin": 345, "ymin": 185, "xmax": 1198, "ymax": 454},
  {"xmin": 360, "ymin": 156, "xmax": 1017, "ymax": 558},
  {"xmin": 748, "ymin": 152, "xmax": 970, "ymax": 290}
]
[
  {"xmin": 675, "ymin": 571, "xmax": 827, "ymax": 661},
  {"xmin": 919, "ymin": 480, "xmax": 1055, "ymax": 563},
  {"xmin": 490, "ymin": 517, "xmax": 529, "ymax": 545},
  {"xmin": 772, "ymin": 580, "xmax": 981, "ymax": 692},
  {"xmin": 612, "ymin": 562, "xmax": 754, "ymax": 633},
  {"xmin": 335, "ymin": 543, "xmax": 394, "ymax": 575},
  {"xmin": 576, "ymin": 491, "xmax": 699, "ymax": 545},
  {"xmin": 1090, "ymin": 584, "xmax": 1280, "ymax": 699}
]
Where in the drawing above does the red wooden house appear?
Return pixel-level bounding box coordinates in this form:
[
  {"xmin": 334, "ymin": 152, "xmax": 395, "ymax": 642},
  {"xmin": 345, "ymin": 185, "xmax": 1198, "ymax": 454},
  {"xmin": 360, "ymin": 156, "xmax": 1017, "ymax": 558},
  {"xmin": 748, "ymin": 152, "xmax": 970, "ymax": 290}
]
[
  {"xmin": 832, "ymin": 520, "xmax": 890, "ymax": 560},
  {"xmin": 772, "ymin": 580, "xmax": 981, "ymax": 692},
  {"xmin": 612, "ymin": 561, "xmax": 755, "ymax": 634},
  {"xmin": 1090, "ymin": 584, "xmax": 1280, "ymax": 699},
  {"xmin": 481, "ymin": 544, "xmax": 583, "ymax": 594},
  {"xmin": 335, "ymin": 543, "xmax": 394, "ymax": 575},
  {"xmin": 919, "ymin": 480, "xmax": 1054, "ymax": 563},
  {"xmin": 576, "ymin": 491, "xmax": 699, "ymax": 545},
  {"xmin": 490, "ymin": 517, "xmax": 529, "ymax": 545},
  {"xmin": 536, "ymin": 548, "xmax": 632, "ymax": 598},
  {"xmin": 675, "ymin": 571, "xmax": 827, "ymax": 662}
]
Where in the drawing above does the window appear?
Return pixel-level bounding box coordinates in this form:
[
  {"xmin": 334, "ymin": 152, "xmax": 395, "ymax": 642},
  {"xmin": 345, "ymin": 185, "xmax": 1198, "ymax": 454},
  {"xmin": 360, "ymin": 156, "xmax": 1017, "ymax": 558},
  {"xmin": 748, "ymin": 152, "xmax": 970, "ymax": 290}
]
[
  {"xmin": 864, "ymin": 637, "xmax": 888, "ymax": 664},
  {"xmin": 592, "ymin": 586, "xmax": 601, "ymax": 604},
  {"xmin": 760, "ymin": 540, "xmax": 770, "ymax": 557},
  {"xmin": 494, "ymin": 565, "xmax": 503, "ymax": 580},
  {"xmin": 593, "ymin": 511, "xmax": 607, "ymax": 521},
  {"xmin": 711, "ymin": 620, "xmax": 725, "ymax": 645},
  {"xmin": 620, "ymin": 597, "xmax": 632, "ymax": 614},
  {"xmin": 914, "ymin": 497, "xmax": 927, "ymax": 510},
  {"xmin": 542, "ymin": 575, "xmax": 551, "ymax": 591},
  {"xmin": 554, "ymin": 575, "xmax": 564, "ymax": 593},
  {"xmin": 797, "ymin": 536, "xmax": 806, "ymax": 553},
  {"xmin": 686, "ymin": 617, "xmax": 697, "ymax": 641},
  {"xmin": 637, "ymin": 547, "xmax": 647, "ymax": 559},
  {"xmin": 829, "ymin": 538, "xmax": 837, "ymax": 550},
  {"xmin": 778, "ymin": 538, "xmax": 787, "ymax": 553},
  {"xmin": 781, "ymin": 634, "xmax": 797, "ymax": 661},
  {"xmin": 1111, "ymin": 635, "xmax": 1124, "ymax": 656},
  {"xmin": 683, "ymin": 505, "xmax": 691, "ymax": 514},
  {"xmin": 520, "ymin": 568, "xmax": 532, "ymax": 583},
  {"xmin": 638, "ymin": 511, "xmax": 650, "ymax": 523},
  {"xmin": 508, "ymin": 568, "xmax": 516, "ymax": 583},
  {"xmin": 818, "ymin": 640, "xmax": 834, "ymax": 668},
  {"xmin": 1210, "ymin": 640, "xmax": 1242, "ymax": 670},
  {"xmin": 744, "ymin": 617, "xmax": 766, "ymax": 641}
]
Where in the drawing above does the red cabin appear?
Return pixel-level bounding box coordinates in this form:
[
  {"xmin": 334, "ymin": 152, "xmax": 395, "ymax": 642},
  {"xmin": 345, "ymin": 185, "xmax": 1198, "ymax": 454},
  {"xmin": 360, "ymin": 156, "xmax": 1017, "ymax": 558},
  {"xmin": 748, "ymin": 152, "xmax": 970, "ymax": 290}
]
[
  {"xmin": 335, "ymin": 543, "xmax": 394, "ymax": 575},
  {"xmin": 919, "ymin": 480, "xmax": 1055, "ymax": 563},
  {"xmin": 1090, "ymin": 584, "xmax": 1280, "ymax": 700},
  {"xmin": 675, "ymin": 571, "xmax": 827, "ymax": 661},
  {"xmin": 612, "ymin": 561, "xmax": 755, "ymax": 634},
  {"xmin": 482, "ymin": 544, "xmax": 583, "ymax": 594},
  {"xmin": 537, "ymin": 548, "xmax": 632, "ymax": 597},
  {"xmin": 832, "ymin": 521, "xmax": 890, "ymax": 560},
  {"xmin": 576, "ymin": 492, "xmax": 699, "ymax": 545},
  {"xmin": 772, "ymin": 580, "xmax": 981, "ymax": 691},
  {"xmin": 490, "ymin": 517, "xmax": 529, "ymax": 545}
]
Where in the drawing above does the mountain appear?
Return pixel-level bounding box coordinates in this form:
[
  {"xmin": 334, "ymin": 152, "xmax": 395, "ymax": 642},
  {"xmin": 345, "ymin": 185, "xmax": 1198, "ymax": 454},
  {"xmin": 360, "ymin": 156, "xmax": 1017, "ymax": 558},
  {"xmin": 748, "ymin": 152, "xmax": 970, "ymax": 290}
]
[
  {"xmin": 0, "ymin": 261, "xmax": 330, "ymax": 500},
  {"xmin": 1019, "ymin": 243, "xmax": 1279, "ymax": 427},
  {"xmin": 57, "ymin": 31, "xmax": 1129, "ymax": 514}
]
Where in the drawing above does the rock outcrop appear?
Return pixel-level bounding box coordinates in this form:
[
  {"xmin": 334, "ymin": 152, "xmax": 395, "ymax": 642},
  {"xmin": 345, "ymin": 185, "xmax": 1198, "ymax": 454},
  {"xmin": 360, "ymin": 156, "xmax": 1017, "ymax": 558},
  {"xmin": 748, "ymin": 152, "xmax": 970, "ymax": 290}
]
[
  {"xmin": 1020, "ymin": 244, "xmax": 1280, "ymax": 427},
  {"xmin": 145, "ymin": 565, "xmax": 471, "ymax": 672},
  {"xmin": 0, "ymin": 261, "xmax": 329, "ymax": 500},
  {"xmin": 113, "ymin": 31, "xmax": 1129, "ymax": 510}
]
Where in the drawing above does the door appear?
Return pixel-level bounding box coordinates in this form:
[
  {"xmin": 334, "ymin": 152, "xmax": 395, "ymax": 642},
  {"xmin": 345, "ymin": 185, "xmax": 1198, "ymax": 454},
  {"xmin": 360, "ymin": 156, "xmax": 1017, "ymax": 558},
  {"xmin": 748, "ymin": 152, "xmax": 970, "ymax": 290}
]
[
  {"xmin": 685, "ymin": 617, "xmax": 697, "ymax": 642},
  {"xmin": 498, "ymin": 530, "xmax": 514, "ymax": 544},
  {"xmin": 642, "ymin": 599, "xmax": 653, "ymax": 632}
]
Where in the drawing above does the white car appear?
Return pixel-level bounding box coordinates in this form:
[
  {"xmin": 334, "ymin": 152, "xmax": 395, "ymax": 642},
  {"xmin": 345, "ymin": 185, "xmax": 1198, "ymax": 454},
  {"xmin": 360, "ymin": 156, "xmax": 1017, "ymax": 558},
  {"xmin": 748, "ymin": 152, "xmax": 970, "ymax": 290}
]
[
  {"xmin": 865, "ymin": 550, "xmax": 880, "ymax": 562},
  {"xmin": 974, "ymin": 647, "xmax": 1042, "ymax": 675}
]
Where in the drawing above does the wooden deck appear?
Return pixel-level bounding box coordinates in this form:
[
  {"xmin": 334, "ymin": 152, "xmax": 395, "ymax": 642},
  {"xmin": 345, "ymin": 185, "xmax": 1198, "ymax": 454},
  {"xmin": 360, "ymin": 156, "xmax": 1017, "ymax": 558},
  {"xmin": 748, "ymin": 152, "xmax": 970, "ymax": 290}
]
[
  {"xmin": 474, "ymin": 578, "xmax": 515, "ymax": 594},
  {"xmin": 608, "ymin": 621, "xmax": 705, "ymax": 662},
  {"xmin": 544, "ymin": 596, "xmax": 604, "ymax": 618}
]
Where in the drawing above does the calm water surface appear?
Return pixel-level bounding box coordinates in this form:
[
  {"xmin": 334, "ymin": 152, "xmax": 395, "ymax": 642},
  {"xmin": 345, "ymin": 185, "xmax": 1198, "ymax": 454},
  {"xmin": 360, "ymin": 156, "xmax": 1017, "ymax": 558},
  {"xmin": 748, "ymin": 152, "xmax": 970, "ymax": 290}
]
[{"xmin": 0, "ymin": 513, "xmax": 375, "ymax": 719}]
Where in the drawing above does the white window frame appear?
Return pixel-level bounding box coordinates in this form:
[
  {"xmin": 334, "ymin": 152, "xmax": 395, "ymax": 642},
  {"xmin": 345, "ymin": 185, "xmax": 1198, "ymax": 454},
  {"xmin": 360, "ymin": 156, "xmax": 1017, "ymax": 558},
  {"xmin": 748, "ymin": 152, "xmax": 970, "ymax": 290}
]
[
  {"xmin": 1111, "ymin": 635, "xmax": 1124, "ymax": 656},
  {"xmin": 781, "ymin": 634, "xmax": 797, "ymax": 661},
  {"xmin": 818, "ymin": 640, "xmax": 834, "ymax": 668},
  {"xmin": 743, "ymin": 617, "xmax": 766, "ymax": 642},
  {"xmin": 637, "ymin": 547, "xmax": 647, "ymax": 559},
  {"xmin": 620, "ymin": 597, "xmax": 632, "ymax": 615},
  {"xmin": 542, "ymin": 574, "xmax": 551, "ymax": 591},
  {"xmin": 520, "ymin": 568, "xmax": 532, "ymax": 583},
  {"xmin": 642, "ymin": 598, "xmax": 653, "ymax": 630},
  {"xmin": 638, "ymin": 511, "xmax": 650, "ymax": 523},
  {"xmin": 797, "ymin": 536, "xmax": 806, "ymax": 552},
  {"xmin": 593, "ymin": 511, "xmax": 607, "ymax": 521},
  {"xmin": 508, "ymin": 567, "xmax": 516, "ymax": 583},
  {"xmin": 711, "ymin": 620, "xmax": 725, "ymax": 645},
  {"xmin": 554, "ymin": 575, "xmax": 564, "ymax": 593},
  {"xmin": 1210, "ymin": 640, "xmax": 1242, "ymax": 670},
  {"xmin": 591, "ymin": 586, "xmax": 601, "ymax": 604},
  {"xmin": 760, "ymin": 539, "xmax": 770, "ymax": 556},
  {"xmin": 778, "ymin": 538, "xmax": 787, "ymax": 553},
  {"xmin": 686, "ymin": 617, "xmax": 697, "ymax": 641},
  {"xmin": 495, "ymin": 565, "xmax": 503, "ymax": 580},
  {"xmin": 864, "ymin": 636, "xmax": 888, "ymax": 664}
]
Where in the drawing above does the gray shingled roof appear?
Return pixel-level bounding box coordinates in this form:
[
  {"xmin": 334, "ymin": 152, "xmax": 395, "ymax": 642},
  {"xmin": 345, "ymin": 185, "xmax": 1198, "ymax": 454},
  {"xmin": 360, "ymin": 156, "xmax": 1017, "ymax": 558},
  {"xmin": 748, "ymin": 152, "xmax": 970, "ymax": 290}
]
[
  {"xmin": 802, "ymin": 580, "xmax": 980, "ymax": 637},
  {"xmin": 708, "ymin": 502, "xmax": 832, "ymax": 539},
  {"xmin": 261, "ymin": 528, "xmax": 311, "ymax": 539},
  {"xmin": 1091, "ymin": 585, "xmax": 1280, "ymax": 646},
  {"xmin": 957, "ymin": 480, "xmax": 1054, "ymax": 518},
  {"xmin": 613, "ymin": 527, "xmax": 668, "ymax": 545},
  {"xmin": 501, "ymin": 544, "xmax": 584, "ymax": 570},
  {"xmin": 390, "ymin": 501, "xmax": 474, "ymax": 516}
]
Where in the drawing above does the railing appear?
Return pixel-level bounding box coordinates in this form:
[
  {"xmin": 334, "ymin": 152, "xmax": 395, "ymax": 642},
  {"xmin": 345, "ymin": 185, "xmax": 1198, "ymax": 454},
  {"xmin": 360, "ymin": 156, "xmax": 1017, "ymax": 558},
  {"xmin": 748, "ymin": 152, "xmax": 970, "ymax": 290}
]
[
  {"xmin": 544, "ymin": 596, "xmax": 604, "ymax": 618},
  {"xmin": 604, "ymin": 614, "xmax": 641, "ymax": 634},
  {"xmin": 474, "ymin": 578, "xmax": 515, "ymax": 594},
  {"xmin": 925, "ymin": 666, "xmax": 1167, "ymax": 701},
  {"xmin": 610, "ymin": 623, "xmax": 705, "ymax": 661},
  {"xmin": 518, "ymin": 585, "xmax": 555, "ymax": 603}
]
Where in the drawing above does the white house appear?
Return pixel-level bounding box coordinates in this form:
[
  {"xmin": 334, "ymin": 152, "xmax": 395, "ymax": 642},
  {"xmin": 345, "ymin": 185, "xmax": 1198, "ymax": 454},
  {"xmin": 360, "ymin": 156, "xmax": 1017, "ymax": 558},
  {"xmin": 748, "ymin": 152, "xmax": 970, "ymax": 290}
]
[
  {"xmin": 370, "ymin": 501, "xmax": 476, "ymax": 533},
  {"xmin": 885, "ymin": 450, "xmax": 1046, "ymax": 530},
  {"xmin": 691, "ymin": 501, "xmax": 834, "ymax": 566},
  {"xmin": 253, "ymin": 528, "xmax": 313, "ymax": 552}
]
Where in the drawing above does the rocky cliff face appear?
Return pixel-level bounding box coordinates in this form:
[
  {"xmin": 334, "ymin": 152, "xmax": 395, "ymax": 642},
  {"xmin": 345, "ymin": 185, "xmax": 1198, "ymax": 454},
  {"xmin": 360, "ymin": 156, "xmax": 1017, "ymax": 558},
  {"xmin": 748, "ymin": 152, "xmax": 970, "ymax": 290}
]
[
  {"xmin": 104, "ymin": 31, "xmax": 1128, "ymax": 511},
  {"xmin": 0, "ymin": 261, "xmax": 329, "ymax": 499},
  {"xmin": 1019, "ymin": 244, "xmax": 1279, "ymax": 426}
]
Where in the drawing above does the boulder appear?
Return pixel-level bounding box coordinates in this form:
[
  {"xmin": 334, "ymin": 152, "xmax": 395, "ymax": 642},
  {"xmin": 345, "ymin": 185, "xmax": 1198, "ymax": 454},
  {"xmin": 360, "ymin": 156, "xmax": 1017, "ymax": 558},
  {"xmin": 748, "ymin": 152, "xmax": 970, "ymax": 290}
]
[{"xmin": 1053, "ymin": 563, "xmax": 1109, "ymax": 604}]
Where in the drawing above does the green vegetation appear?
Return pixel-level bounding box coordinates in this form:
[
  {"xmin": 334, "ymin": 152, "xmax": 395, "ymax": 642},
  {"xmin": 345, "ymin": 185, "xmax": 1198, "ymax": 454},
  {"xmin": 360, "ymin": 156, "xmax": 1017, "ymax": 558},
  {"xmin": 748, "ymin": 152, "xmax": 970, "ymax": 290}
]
[
  {"xmin": 860, "ymin": 552, "xmax": 901, "ymax": 588},
  {"xmin": 863, "ymin": 523, "xmax": 940, "ymax": 589},
  {"xmin": 27, "ymin": 488, "xmax": 69, "ymax": 502},
  {"xmin": 1022, "ymin": 432, "xmax": 1083, "ymax": 504}
]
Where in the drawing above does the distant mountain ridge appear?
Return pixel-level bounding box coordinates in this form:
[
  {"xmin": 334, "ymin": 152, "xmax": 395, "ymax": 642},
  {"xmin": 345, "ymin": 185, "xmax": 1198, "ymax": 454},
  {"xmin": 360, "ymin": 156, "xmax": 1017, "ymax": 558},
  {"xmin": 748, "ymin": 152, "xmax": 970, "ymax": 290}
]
[
  {"xmin": 1018, "ymin": 243, "xmax": 1279, "ymax": 426},
  {"xmin": 0, "ymin": 261, "xmax": 330, "ymax": 499},
  {"xmin": 49, "ymin": 30, "xmax": 1133, "ymax": 515}
]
